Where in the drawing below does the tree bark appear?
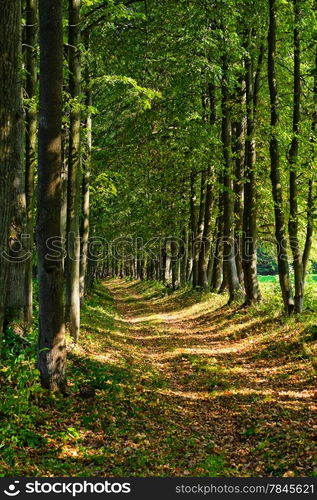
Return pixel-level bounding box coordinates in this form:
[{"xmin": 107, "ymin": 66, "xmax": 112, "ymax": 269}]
[
  {"xmin": 232, "ymin": 77, "xmax": 246, "ymax": 286},
  {"xmin": 221, "ymin": 54, "xmax": 242, "ymax": 303},
  {"xmin": 211, "ymin": 197, "xmax": 224, "ymax": 292},
  {"xmin": 192, "ymin": 169, "xmax": 206, "ymax": 287},
  {"xmin": 180, "ymin": 228, "xmax": 188, "ymax": 284},
  {"xmin": 188, "ymin": 170, "xmax": 197, "ymax": 282},
  {"xmin": 24, "ymin": 0, "xmax": 38, "ymax": 325},
  {"xmin": 288, "ymin": 0, "xmax": 303, "ymax": 313},
  {"xmin": 268, "ymin": 0, "xmax": 294, "ymax": 314},
  {"xmin": 197, "ymin": 81, "xmax": 216, "ymax": 289},
  {"xmin": 5, "ymin": 3, "xmax": 25, "ymax": 323},
  {"xmin": 66, "ymin": 0, "xmax": 82, "ymax": 341},
  {"xmin": 0, "ymin": 0, "xmax": 22, "ymax": 335},
  {"xmin": 37, "ymin": 0, "xmax": 66, "ymax": 391},
  {"xmin": 171, "ymin": 238, "xmax": 180, "ymax": 290},
  {"xmin": 242, "ymin": 42, "xmax": 263, "ymax": 305},
  {"xmin": 303, "ymin": 31, "xmax": 317, "ymax": 278},
  {"xmin": 197, "ymin": 169, "xmax": 214, "ymax": 288},
  {"xmin": 80, "ymin": 47, "xmax": 91, "ymax": 299}
]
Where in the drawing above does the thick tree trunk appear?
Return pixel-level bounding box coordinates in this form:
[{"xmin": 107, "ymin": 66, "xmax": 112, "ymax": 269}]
[
  {"xmin": 37, "ymin": 0, "xmax": 66, "ymax": 391},
  {"xmin": 242, "ymin": 43, "xmax": 263, "ymax": 305},
  {"xmin": 24, "ymin": 0, "xmax": 38, "ymax": 325},
  {"xmin": 0, "ymin": 0, "xmax": 22, "ymax": 335},
  {"xmin": 66, "ymin": 0, "xmax": 81, "ymax": 341},
  {"xmin": 5, "ymin": 12, "xmax": 25, "ymax": 324},
  {"xmin": 268, "ymin": 0, "xmax": 294, "ymax": 314},
  {"xmin": 5, "ymin": 109, "xmax": 26, "ymax": 322},
  {"xmin": 221, "ymin": 55, "xmax": 242, "ymax": 303}
]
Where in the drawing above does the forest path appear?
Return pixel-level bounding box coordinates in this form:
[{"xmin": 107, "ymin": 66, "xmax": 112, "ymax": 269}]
[
  {"xmin": 4, "ymin": 279, "xmax": 316, "ymax": 477},
  {"xmin": 104, "ymin": 278, "xmax": 316, "ymax": 477}
]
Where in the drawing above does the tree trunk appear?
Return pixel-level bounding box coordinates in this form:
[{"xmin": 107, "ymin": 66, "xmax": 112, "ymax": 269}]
[
  {"xmin": 5, "ymin": 6, "xmax": 25, "ymax": 324},
  {"xmin": 197, "ymin": 169, "xmax": 214, "ymax": 288},
  {"xmin": 192, "ymin": 170, "xmax": 206, "ymax": 287},
  {"xmin": 80, "ymin": 53, "xmax": 91, "ymax": 299},
  {"xmin": 303, "ymin": 33, "xmax": 317, "ymax": 278},
  {"xmin": 37, "ymin": 0, "xmax": 66, "ymax": 391},
  {"xmin": 171, "ymin": 238, "xmax": 180, "ymax": 290},
  {"xmin": 164, "ymin": 239, "xmax": 171, "ymax": 283},
  {"xmin": 24, "ymin": 0, "xmax": 38, "ymax": 325},
  {"xmin": 180, "ymin": 228, "xmax": 188, "ymax": 284},
  {"xmin": 288, "ymin": 0, "xmax": 303, "ymax": 313},
  {"xmin": 242, "ymin": 43, "xmax": 263, "ymax": 306},
  {"xmin": 211, "ymin": 200, "xmax": 224, "ymax": 292},
  {"xmin": 66, "ymin": 0, "xmax": 81, "ymax": 341},
  {"xmin": 0, "ymin": 0, "xmax": 22, "ymax": 335},
  {"xmin": 232, "ymin": 77, "xmax": 246, "ymax": 286},
  {"xmin": 268, "ymin": 0, "xmax": 294, "ymax": 314},
  {"xmin": 197, "ymin": 81, "xmax": 216, "ymax": 289},
  {"xmin": 187, "ymin": 171, "xmax": 197, "ymax": 281},
  {"xmin": 5, "ymin": 108, "xmax": 26, "ymax": 323},
  {"xmin": 221, "ymin": 54, "xmax": 242, "ymax": 303}
]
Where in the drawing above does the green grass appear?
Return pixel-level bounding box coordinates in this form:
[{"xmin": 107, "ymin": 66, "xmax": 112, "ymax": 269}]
[{"xmin": 258, "ymin": 274, "xmax": 317, "ymax": 283}]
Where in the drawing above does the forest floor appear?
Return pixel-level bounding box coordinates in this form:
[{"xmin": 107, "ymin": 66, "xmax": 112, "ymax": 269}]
[{"xmin": 1, "ymin": 278, "xmax": 316, "ymax": 477}]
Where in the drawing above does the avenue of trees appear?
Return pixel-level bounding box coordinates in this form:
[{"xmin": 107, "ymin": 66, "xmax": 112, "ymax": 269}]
[{"xmin": 0, "ymin": 0, "xmax": 316, "ymax": 391}]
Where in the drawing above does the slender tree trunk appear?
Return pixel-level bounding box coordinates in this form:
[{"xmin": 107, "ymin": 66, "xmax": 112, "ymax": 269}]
[
  {"xmin": 24, "ymin": 0, "xmax": 38, "ymax": 325},
  {"xmin": 233, "ymin": 77, "xmax": 246, "ymax": 286},
  {"xmin": 61, "ymin": 122, "xmax": 68, "ymax": 244},
  {"xmin": 193, "ymin": 170, "xmax": 206, "ymax": 287},
  {"xmin": 197, "ymin": 81, "xmax": 216, "ymax": 289},
  {"xmin": 66, "ymin": 0, "xmax": 81, "ymax": 340},
  {"xmin": 80, "ymin": 54, "xmax": 91, "ymax": 299},
  {"xmin": 197, "ymin": 170, "xmax": 214, "ymax": 288},
  {"xmin": 242, "ymin": 43, "xmax": 263, "ymax": 305},
  {"xmin": 207, "ymin": 220, "xmax": 218, "ymax": 285},
  {"xmin": 37, "ymin": 0, "xmax": 66, "ymax": 391},
  {"xmin": 188, "ymin": 170, "xmax": 197, "ymax": 282},
  {"xmin": 268, "ymin": 0, "xmax": 294, "ymax": 314},
  {"xmin": 171, "ymin": 238, "xmax": 180, "ymax": 290},
  {"xmin": 288, "ymin": 0, "xmax": 303, "ymax": 313},
  {"xmin": 180, "ymin": 228, "xmax": 188, "ymax": 284},
  {"xmin": 221, "ymin": 55, "xmax": 242, "ymax": 303},
  {"xmin": 303, "ymin": 37, "xmax": 317, "ymax": 277},
  {"xmin": 165, "ymin": 239, "xmax": 171, "ymax": 283},
  {"xmin": 0, "ymin": 0, "xmax": 22, "ymax": 335},
  {"xmin": 211, "ymin": 198, "xmax": 224, "ymax": 292}
]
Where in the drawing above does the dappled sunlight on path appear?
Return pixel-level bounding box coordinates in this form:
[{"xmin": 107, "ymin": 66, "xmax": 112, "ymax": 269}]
[{"xmin": 105, "ymin": 278, "xmax": 316, "ymax": 477}]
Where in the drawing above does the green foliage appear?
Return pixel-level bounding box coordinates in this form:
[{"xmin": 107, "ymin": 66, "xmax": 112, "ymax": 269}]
[{"xmin": 0, "ymin": 328, "xmax": 46, "ymax": 458}]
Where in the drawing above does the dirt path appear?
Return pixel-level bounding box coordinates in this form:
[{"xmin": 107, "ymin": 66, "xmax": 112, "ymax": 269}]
[
  {"xmin": 106, "ymin": 278, "xmax": 316, "ymax": 477},
  {"xmin": 3, "ymin": 278, "xmax": 315, "ymax": 477}
]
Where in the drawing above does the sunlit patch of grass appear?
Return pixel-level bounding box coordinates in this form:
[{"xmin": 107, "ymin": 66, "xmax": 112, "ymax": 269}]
[{"xmin": 195, "ymin": 454, "xmax": 228, "ymax": 476}]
